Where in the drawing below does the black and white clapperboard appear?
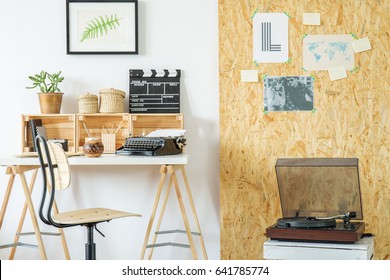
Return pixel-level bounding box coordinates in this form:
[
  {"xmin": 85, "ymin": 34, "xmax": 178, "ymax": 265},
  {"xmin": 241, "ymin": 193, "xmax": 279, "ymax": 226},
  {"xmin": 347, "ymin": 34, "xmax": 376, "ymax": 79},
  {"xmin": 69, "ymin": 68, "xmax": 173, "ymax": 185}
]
[{"xmin": 129, "ymin": 69, "xmax": 181, "ymax": 113}]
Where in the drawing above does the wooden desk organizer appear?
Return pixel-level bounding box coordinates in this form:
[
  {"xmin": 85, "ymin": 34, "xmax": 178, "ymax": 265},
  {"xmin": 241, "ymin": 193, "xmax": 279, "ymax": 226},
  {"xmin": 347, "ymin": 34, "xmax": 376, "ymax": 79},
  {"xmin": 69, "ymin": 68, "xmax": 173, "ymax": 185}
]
[
  {"xmin": 21, "ymin": 114, "xmax": 77, "ymax": 154},
  {"xmin": 101, "ymin": 133, "xmax": 116, "ymax": 153},
  {"xmin": 77, "ymin": 113, "xmax": 129, "ymax": 154},
  {"xmin": 21, "ymin": 113, "xmax": 183, "ymax": 155}
]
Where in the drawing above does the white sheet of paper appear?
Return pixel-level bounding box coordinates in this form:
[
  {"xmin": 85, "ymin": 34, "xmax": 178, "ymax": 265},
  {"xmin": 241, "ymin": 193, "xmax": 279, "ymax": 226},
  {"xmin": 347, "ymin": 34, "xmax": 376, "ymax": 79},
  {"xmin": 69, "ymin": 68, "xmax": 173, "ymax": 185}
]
[
  {"xmin": 303, "ymin": 13, "xmax": 321, "ymax": 25},
  {"xmin": 328, "ymin": 65, "xmax": 347, "ymax": 81},
  {"xmin": 352, "ymin": 37, "xmax": 372, "ymax": 53},
  {"xmin": 253, "ymin": 13, "xmax": 289, "ymax": 63},
  {"xmin": 241, "ymin": 70, "xmax": 259, "ymax": 82},
  {"xmin": 146, "ymin": 129, "xmax": 186, "ymax": 137}
]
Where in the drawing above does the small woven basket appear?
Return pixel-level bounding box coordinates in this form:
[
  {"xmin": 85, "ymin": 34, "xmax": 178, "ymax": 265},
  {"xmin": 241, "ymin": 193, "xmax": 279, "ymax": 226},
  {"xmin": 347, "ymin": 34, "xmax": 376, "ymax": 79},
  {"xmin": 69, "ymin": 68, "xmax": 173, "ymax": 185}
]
[
  {"xmin": 78, "ymin": 92, "xmax": 98, "ymax": 113},
  {"xmin": 99, "ymin": 88, "xmax": 125, "ymax": 113}
]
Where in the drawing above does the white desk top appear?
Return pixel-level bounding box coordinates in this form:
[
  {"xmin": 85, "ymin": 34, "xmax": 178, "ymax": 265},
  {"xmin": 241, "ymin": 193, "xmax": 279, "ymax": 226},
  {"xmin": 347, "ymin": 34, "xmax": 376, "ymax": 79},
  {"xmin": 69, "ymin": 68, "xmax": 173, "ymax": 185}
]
[{"xmin": 0, "ymin": 153, "xmax": 188, "ymax": 167}]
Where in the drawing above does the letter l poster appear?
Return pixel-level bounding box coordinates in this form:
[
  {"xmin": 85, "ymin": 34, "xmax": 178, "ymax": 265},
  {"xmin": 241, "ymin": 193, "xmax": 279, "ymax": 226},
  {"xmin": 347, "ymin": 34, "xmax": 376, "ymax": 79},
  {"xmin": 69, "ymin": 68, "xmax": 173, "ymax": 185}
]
[{"xmin": 253, "ymin": 13, "xmax": 289, "ymax": 63}]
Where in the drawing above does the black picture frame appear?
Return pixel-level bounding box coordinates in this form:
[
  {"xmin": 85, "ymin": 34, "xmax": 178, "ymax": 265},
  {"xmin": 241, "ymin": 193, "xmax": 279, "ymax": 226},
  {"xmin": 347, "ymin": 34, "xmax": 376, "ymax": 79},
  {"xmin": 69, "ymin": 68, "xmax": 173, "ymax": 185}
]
[{"xmin": 66, "ymin": 0, "xmax": 138, "ymax": 54}]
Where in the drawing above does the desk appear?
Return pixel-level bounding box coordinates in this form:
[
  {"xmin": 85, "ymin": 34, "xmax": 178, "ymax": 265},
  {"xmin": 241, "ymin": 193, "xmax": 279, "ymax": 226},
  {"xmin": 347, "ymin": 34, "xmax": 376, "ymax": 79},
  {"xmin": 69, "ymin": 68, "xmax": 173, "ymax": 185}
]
[
  {"xmin": 0, "ymin": 154, "xmax": 207, "ymax": 260},
  {"xmin": 263, "ymin": 237, "xmax": 374, "ymax": 260}
]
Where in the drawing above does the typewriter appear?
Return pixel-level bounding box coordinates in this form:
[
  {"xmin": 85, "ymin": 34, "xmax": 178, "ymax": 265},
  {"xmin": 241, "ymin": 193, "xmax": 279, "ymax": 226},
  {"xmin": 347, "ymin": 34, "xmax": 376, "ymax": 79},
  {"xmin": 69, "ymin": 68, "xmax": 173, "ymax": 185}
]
[{"xmin": 116, "ymin": 136, "xmax": 186, "ymax": 156}]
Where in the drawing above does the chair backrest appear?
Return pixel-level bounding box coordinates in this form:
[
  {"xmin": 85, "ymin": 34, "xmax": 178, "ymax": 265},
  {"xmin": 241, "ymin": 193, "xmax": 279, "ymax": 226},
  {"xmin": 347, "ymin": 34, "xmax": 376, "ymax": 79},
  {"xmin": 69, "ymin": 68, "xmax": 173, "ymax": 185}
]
[{"xmin": 35, "ymin": 134, "xmax": 71, "ymax": 227}]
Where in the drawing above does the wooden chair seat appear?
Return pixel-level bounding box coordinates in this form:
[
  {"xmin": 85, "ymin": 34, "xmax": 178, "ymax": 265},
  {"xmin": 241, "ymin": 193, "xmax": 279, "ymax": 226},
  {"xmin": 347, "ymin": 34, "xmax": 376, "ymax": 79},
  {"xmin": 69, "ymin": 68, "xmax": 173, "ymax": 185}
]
[{"xmin": 53, "ymin": 208, "xmax": 141, "ymax": 225}]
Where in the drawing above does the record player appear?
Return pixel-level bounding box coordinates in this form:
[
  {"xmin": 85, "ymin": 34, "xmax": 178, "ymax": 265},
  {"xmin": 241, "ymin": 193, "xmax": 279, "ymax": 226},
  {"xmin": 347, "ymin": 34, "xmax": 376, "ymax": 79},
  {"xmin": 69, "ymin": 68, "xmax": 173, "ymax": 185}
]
[{"xmin": 266, "ymin": 158, "xmax": 365, "ymax": 243}]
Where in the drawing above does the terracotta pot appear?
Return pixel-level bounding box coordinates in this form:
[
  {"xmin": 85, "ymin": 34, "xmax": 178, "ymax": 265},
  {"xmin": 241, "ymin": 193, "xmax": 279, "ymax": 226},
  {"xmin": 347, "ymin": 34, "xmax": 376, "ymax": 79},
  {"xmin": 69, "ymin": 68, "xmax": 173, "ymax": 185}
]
[
  {"xmin": 38, "ymin": 92, "xmax": 63, "ymax": 114},
  {"xmin": 83, "ymin": 138, "xmax": 104, "ymax": 158}
]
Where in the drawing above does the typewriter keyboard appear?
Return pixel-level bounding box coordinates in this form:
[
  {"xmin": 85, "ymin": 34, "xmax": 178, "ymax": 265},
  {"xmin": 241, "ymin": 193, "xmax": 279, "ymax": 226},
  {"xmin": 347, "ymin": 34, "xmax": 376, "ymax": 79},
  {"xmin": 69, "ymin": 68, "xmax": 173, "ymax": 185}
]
[{"xmin": 124, "ymin": 137, "xmax": 165, "ymax": 151}]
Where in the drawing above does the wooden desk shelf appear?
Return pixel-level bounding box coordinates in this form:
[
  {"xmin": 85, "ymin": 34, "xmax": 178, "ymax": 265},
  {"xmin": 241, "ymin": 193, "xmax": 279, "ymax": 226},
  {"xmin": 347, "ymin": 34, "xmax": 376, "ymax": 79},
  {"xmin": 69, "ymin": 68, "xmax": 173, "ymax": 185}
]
[
  {"xmin": 21, "ymin": 113, "xmax": 184, "ymax": 155},
  {"xmin": 77, "ymin": 113, "xmax": 130, "ymax": 153},
  {"xmin": 130, "ymin": 114, "xmax": 183, "ymax": 137},
  {"xmin": 21, "ymin": 114, "xmax": 76, "ymax": 153}
]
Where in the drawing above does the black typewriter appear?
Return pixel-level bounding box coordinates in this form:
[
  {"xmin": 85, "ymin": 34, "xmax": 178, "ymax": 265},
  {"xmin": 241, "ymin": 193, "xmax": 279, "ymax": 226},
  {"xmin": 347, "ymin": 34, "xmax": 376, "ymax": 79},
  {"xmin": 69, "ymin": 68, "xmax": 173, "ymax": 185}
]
[{"xmin": 116, "ymin": 136, "xmax": 186, "ymax": 156}]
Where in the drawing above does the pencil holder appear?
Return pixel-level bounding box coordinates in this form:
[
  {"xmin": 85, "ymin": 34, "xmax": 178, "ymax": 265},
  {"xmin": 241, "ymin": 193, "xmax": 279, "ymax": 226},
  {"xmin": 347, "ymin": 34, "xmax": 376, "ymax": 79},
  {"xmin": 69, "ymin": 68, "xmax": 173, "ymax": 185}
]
[{"xmin": 101, "ymin": 133, "xmax": 116, "ymax": 153}]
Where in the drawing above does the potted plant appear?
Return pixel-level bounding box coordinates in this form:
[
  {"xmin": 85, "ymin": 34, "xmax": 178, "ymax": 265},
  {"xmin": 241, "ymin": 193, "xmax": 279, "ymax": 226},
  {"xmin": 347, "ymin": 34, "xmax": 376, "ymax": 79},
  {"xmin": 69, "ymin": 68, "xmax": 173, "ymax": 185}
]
[{"xmin": 26, "ymin": 70, "xmax": 64, "ymax": 114}]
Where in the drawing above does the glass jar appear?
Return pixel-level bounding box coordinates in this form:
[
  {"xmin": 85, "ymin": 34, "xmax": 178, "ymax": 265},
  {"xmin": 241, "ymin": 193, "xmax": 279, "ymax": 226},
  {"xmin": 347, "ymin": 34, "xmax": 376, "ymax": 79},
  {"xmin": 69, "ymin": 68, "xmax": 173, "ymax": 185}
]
[{"xmin": 83, "ymin": 138, "xmax": 104, "ymax": 157}]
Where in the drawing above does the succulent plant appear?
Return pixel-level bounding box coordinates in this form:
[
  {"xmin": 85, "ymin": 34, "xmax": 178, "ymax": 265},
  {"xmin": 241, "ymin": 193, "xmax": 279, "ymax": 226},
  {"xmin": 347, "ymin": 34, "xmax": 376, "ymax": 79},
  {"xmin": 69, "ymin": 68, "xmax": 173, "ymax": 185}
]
[{"xmin": 26, "ymin": 71, "xmax": 64, "ymax": 93}]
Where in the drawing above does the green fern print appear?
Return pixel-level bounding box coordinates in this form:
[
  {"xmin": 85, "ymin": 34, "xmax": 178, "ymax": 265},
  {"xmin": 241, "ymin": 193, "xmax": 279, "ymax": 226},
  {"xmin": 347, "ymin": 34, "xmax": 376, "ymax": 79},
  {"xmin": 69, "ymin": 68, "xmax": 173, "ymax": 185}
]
[{"xmin": 81, "ymin": 15, "xmax": 121, "ymax": 42}]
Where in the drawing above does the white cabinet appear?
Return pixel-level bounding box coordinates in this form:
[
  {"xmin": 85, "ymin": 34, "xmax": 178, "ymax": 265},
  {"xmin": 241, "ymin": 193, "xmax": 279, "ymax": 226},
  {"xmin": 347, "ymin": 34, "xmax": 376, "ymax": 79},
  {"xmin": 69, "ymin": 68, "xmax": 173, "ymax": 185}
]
[{"xmin": 263, "ymin": 237, "xmax": 374, "ymax": 260}]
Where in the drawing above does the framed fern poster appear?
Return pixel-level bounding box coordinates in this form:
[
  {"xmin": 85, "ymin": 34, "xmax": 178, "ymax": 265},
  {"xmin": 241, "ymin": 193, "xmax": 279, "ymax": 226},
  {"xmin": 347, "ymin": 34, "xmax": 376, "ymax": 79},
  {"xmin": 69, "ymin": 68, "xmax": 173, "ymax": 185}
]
[{"xmin": 66, "ymin": 0, "xmax": 138, "ymax": 54}]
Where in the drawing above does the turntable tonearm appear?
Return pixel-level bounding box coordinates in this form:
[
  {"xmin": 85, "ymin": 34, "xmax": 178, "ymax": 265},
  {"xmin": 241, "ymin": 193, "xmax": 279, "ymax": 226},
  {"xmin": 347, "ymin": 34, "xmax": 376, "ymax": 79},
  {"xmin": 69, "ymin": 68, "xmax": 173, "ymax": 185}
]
[{"xmin": 266, "ymin": 158, "xmax": 366, "ymax": 243}]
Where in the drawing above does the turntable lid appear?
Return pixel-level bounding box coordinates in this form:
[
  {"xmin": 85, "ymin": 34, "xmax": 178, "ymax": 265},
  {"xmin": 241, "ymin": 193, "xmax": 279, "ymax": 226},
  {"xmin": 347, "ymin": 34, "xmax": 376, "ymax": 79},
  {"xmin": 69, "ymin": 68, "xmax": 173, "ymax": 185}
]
[{"xmin": 275, "ymin": 158, "xmax": 363, "ymax": 220}]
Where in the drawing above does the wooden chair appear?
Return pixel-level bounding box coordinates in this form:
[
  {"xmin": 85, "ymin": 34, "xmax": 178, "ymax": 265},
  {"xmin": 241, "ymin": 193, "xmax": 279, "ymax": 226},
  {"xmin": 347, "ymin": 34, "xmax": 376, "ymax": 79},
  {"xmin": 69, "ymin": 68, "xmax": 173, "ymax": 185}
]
[{"xmin": 35, "ymin": 134, "xmax": 141, "ymax": 260}]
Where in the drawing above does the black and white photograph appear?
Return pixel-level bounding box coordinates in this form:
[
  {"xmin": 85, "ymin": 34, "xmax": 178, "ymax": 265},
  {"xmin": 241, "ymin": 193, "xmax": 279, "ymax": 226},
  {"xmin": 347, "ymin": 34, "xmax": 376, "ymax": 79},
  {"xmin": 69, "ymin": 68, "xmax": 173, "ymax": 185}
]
[{"xmin": 263, "ymin": 76, "xmax": 314, "ymax": 112}]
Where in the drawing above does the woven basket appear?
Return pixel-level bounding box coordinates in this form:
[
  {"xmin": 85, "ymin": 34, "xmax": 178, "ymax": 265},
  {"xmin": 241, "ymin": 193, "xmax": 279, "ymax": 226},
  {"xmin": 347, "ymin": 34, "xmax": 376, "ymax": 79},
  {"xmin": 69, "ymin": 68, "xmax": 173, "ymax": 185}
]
[
  {"xmin": 78, "ymin": 93, "xmax": 98, "ymax": 113},
  {"xmin": 98, "ymin": 88, "xmax": 125, "ymax": 113}
]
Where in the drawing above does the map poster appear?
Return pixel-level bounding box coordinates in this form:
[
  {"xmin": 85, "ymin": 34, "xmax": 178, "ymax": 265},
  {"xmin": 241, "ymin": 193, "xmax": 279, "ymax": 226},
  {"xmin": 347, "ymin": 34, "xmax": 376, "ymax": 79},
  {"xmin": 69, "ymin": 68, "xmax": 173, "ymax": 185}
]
[
  {"xmin": 303, "ymin": 35, "xmax": 354, "ymax": 70},
  {"xmin": 253, "ymin": 13, "xmax": 289, "ymax": 63}
]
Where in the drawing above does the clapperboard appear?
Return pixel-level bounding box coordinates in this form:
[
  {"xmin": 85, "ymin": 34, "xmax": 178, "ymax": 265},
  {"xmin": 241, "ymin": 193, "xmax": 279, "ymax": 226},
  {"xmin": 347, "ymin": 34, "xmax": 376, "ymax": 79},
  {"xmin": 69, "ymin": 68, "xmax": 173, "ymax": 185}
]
[{"xmin": 129, "ymin": 69, "xmax": 181, "ymax": 113}]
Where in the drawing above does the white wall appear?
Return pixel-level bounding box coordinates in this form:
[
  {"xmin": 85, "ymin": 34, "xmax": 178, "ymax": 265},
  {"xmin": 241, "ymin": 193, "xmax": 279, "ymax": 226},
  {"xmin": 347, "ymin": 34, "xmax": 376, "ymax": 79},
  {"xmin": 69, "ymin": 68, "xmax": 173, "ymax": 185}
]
[{"xmin": 0, "ymin": 0, "xmax": 219, "ymax": 260}]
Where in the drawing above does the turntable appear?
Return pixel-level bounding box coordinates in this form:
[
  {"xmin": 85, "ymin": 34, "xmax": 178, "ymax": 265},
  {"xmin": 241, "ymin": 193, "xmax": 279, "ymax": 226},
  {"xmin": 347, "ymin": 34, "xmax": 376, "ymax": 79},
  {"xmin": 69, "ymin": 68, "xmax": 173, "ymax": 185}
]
[{"xmin": 266, "ymin": 158, "xmax": 365, "ymax": 243}]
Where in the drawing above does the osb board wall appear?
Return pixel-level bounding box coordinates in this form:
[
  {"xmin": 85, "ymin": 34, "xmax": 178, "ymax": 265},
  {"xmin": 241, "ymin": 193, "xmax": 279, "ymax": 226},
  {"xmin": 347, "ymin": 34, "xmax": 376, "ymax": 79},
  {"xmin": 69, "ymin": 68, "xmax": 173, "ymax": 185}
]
[{"xmin": 219, "ymin": 0, "xmax": 390, "ymax": 259}]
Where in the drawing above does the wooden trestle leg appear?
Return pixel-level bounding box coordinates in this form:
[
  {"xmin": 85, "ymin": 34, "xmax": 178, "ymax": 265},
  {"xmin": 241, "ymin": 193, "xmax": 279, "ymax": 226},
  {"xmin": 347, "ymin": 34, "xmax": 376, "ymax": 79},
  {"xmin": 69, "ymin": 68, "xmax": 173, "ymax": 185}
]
[
  {"xmin": 140, "ymin": 164, "xmax": 208, "ymax": 260},
  {"xmin": 0, "ymin": 166, "xmax": 70, "ymax": 260}
]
